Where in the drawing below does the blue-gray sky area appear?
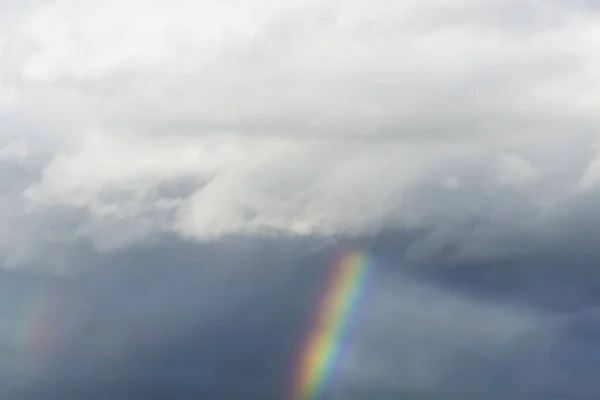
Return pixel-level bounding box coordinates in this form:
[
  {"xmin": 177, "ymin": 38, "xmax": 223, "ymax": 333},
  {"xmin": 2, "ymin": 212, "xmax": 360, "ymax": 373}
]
[{"xmin": 2, "ymin": 0, "xmax": 600, "ymax": 399}]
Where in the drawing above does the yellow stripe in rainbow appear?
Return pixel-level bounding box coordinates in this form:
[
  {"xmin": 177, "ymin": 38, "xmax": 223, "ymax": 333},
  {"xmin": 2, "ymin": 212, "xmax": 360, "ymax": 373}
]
[{"xmin": 291, "ymin": 250, "xmax": 370, "ymax": 400}]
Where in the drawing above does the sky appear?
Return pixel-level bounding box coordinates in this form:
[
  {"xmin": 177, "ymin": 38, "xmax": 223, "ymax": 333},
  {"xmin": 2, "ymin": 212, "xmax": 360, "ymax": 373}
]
[{"xmin": 2, "ymin": 0, "xmax": 600, "ymax": 398}]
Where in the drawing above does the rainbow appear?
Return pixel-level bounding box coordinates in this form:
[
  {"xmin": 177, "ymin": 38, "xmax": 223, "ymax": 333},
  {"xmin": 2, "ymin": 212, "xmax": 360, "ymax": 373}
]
[
  {"xmin": 290, "ymin": 250, "xmax": 371, "ymax": 400},
  {"xmin": 2, "ymin": 281, "xmax": 64, "ymax": 376},
  {"xmin": 2, "ymin": 278, "xmax": 153, "ymax": 381}
]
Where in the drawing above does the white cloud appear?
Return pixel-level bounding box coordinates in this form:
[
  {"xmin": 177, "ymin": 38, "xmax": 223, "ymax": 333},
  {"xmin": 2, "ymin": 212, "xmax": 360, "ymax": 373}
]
[
  {"xmin": 575, "ymin": 141, "xmax": 600, "ymax": 193},
  {"xmin": 1, "ymin": 0, "xmax": 600, "ymax": 263},
  {"xmin": 495, "ymin": 154, "xmax": 538, "ymax": 187},
  {"xmin": 0, "ymin": 141, "xmax": 28, "ymax": 161}
]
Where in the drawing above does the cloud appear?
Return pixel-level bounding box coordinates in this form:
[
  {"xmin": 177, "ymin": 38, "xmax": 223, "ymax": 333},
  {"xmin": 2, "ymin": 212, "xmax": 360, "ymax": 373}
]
[
  {"xmin": 336, "ymin": 272, "xmax": 551, "ymax": 398},
  {"xmin": 4, "ymin": 4, "xmax": 600, "ymax": 399},
  {"xmin": 0, "ymin": 0, "xmax": 600, "ymax": 264},
  {"xmin": 0, "ymin": 236, "xmax": 335, "ymax": 399},
  {"xmin": 0, "ymin": 141, "xmax": 29, "ymax": 161},
  {"xmin": 2, "ymin": 236, "xmax": 600, "ymax": 399}
]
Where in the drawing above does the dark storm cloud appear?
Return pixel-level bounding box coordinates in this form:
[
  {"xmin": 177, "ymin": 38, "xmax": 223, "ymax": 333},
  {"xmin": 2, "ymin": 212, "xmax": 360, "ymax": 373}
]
[
  {"xmin": 0, "ymin": 232, "xmax": 600, "ymax": 399},
  {"xmin": 0, "ymin": 236, "xmax": 335, "ymax": 400}
]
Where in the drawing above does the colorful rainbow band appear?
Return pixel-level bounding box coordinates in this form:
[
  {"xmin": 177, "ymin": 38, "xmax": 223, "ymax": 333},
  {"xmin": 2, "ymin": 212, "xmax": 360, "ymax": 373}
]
[{"xmin": 291, "ymin": 250, "xmax": 370, "ymax": 400}]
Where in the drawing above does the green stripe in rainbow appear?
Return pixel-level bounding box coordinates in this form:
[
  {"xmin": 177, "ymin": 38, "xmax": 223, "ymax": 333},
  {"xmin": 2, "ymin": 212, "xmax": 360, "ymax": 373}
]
[{"xmin": 291, "ymin": 250, "xmax": 370, "ymax": 400}]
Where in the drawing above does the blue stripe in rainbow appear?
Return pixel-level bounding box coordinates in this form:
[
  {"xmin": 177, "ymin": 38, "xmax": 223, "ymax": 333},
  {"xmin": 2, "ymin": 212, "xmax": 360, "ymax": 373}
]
[{"xmin": 290, "ymin": 250, "xmax": 370, "ymax": 400}]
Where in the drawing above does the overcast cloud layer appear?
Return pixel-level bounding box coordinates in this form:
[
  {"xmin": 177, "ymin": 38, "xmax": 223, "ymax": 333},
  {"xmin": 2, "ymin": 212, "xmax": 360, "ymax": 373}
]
[{"xmin": 3, "ymin": 0, "xmax": 600, "ymax": 399}]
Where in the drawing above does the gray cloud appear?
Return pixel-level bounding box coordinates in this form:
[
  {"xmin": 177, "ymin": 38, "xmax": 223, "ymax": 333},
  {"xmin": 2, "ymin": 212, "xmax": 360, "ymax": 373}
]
[{"xmin": 1, "ymin": 235, "xmax": 600, "ymax": 399}]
